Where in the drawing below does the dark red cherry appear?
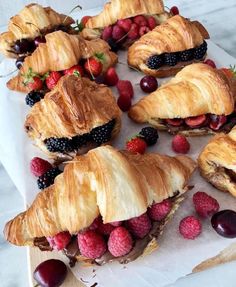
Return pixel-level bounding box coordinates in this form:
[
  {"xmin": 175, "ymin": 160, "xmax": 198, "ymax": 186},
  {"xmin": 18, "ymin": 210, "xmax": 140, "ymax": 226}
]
[
  {"xmin": 209, "ymin": 115, "xmax": 227, "ymax": 130},
  {"xmin": 15, "ymin": 56, "xmax": 26, "ymax": 69},
  {"xmin": 34, "ymin": 36, "xmax": 46, "ymax": 46},
  {"xmin": 14, "ymin": 39, "xmax": 34, "ymax": 54},
  {"xmin": 211, "ymin": 210, "xmax": 236, "ymax": 238},
  {"xmin": 33, "ymin": 259, "xmax": 67, "ymax": 287},
  {"xmin": 140, "ymin": 76, "xmax": 158, "ymax": 93}
]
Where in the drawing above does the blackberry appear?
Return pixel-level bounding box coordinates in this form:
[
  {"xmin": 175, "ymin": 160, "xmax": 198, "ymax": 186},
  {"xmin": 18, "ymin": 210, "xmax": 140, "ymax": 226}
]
[
  {"xmin": 44, "ymin": 137, "xmax": 74, "ymax": 153},
  {"xmin": 139, "ymin": 127, "xmax": 159, "ymax": 146},
  {"xmin": 25, "ymin": 91, "xmax": 44, "ymax": 107},
  {"xmin": 91, "ymin": 119, "xmax": 115, "ymax": 144},
  {"xmin": 179, "ymin": 49, "xmax": 194, "ymax": 61},
  {"xmin": 194, "ymin": 41, "xmax": 207, "ymax": 60},
  {"xmin": 146, "ymin": 55, "xmax": 164, "ymax": 69},
  {"xmin": 164, "ymin": 53, "xmax": 179, "ymax": 66},
  {"xmin": 37, "ymin": 167, "xmax": 61, "ymax": 190},
  {"xmin": 72, "ymin": 133, "xmax": 91, "ymax": 149}
]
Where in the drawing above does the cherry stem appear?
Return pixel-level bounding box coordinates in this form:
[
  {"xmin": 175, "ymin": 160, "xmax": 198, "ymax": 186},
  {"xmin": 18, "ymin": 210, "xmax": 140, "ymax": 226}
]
[
  {"xmin": 63, "ymin": 5, "xmax": 82, "ymax": 24},
  {"xmin": 0, "ymin": 68, "xmax": 18, "ymax": 78}
]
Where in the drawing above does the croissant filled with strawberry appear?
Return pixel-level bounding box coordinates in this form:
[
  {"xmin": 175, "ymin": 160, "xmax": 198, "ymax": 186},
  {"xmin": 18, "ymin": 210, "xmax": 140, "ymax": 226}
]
[
  {"xmin": 7, "ymin": 30, "xmax": 118, "ymax": 93},
  {"xmin": 4, "ymin": 145, "xmax": 196, "ymax": 265}
]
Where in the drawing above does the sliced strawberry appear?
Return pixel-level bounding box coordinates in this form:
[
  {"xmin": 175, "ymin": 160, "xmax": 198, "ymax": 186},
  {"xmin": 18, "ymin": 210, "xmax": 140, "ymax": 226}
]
[
  {"xmin": 133, "ymin": 15, "xmax": 148, "ymax": 27},
  {"xmin": 84, "ymin": 57, "xmax": 103, "ymax": 77},
  {"xmin": 185, "ymin": 115, "xmax": 207, "ymax": 128},
  {"xmin": 46, "ymin": 71, "xmax": 62, "ymax": 90},
  {"xmin": 81, "ymin": 16, "xmax": 91, "ymax": 26},
  {"xmin": 127, "ymin": 23, "xmax": 139, "ymax": 40},
  {"xmin": 117, "ymin": 18, "xmax": 132, "ymax": 33},
  {"xmin": 147, "ymin": 16, "xmax": 157, "ymax": 30},
  {"xmin": 117, "ymin": 80, "xmax": 134, "ymax": 98},
  {"xmin": 63, "ymin": 65, "xmax": 84, "ymax": 77},
  {"xmin": 209, "ymin": 115, "xmax": 227, "ymax": 130},
  {"xmin": 117, "ymin": 92, "xmax": 131, "ymax": 112},
  {"xmin": 104, "ymin": 67, "xmax": 119, "ymax": 86},
  {"xmin": 139, "ymin": 26, "xmax": 150, "ymax": 36},
  {"xmin": 28, "ymin": 76, "xmax": 43, "ymax": 90},
  {"xmin": 166, "ymin": 119, "xmax": 184, "ymax": 126}
]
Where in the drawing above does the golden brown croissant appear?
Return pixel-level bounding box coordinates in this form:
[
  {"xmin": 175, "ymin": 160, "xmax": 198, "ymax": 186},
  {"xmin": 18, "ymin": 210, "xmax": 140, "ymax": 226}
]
[
  {"xmin": 0, "ymin": 3, "xmax": 74, "ymax": 58},
  {"xmin": 129, "ymin": 63, "xmax": 235, "ymax": 136},
  {"xmin": 128, "ymin": 15, "xmax": 210, "ymax": 77},
  {"xmin": 4, "ymin": 145, "xmax": 196, "ymax": 264},
  {"xmin": 7, "ymin": 31, "xmax": 118, "ymax": 93},
  {"xmin": 198, "ymin": 127, "xmax": 236, "ymax": 197},
  {"xmin": 25, "ymin": 75, "xmax": 121, "ymax": 158}
]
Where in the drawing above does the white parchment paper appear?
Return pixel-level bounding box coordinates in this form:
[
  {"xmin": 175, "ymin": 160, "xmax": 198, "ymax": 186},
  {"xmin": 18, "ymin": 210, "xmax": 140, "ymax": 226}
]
[{"xmin": 1, "ymin": 38, "xmax": 236, "ymax": 287}]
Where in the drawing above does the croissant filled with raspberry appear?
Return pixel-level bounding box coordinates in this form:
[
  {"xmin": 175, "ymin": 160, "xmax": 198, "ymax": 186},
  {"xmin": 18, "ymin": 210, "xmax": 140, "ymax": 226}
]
[
  {"xmin": 128, "ymin": 15, "xmax": 210, "ymax": 77},
  {"xmin": 198, "ymin": 126, "xmax": 236, "ymax": 197},
  {"xmin": 129, "ymin": 63, "xmax": 235, "ymax": 136},
  {"xmin": 4, "ymin": 145, "xmax": 196, "ymax": 265},
  {"xmin": 25, "ymin": 74, "xmax": 121, "ymax": 158},
  {"xmin": 0, "ymin": 3, "xmax": 75, "ymax": 58},
  {"xmin": 7, "ymin": 30, "xmax": 118, "ymax": 92}
]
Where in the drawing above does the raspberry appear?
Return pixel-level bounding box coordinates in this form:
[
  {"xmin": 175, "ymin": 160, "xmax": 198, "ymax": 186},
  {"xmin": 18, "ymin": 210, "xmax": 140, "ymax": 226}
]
[
  {"xmin": 139, "ymin": 26, "xmax": 150, "ymax": 36},
  {"xmin": 193, "ymin": 191, "xmax": 220, "ymax": 218},
  {"xmin": 110, "ymin": 221, "xmax": 122, "ymax": 227},
  {"xmin": 128, "ymin": 23, "xmax": 139, "ymax": 40},
  {"xmin": 179, "ymin": 216, "xmax": 202, "ymax": 239},
  {"xmin": 133, "ymin": 15, "xmax": 148, "ymax": 27},
  {"xmin": 117, "ymin": 18, "xmax": 132, "ymax": 32},
  {"xmin": 170, "ymin": 6, "xmax": 179, "ymax": 15},
  {"xmin": 126, "ymin": 213, "xmax": 151, "ymax": 238},
  {"xmin": 97, "ymin": 222, "xmax": 115, "ymax": 236},
  {"xmin": 108, "ymin": 227, "xmax": 133, "ymax": 257},
  {"xmin": 172, "ymin": 134, "xmax": 190, "ymax": 154},
  {"xmin": 89, "ymin": 216, "xmax": 102, "ymax": 230},
  {"xmin": 47, "ymin": 231, "xmax": 71, "ymax": 251},
  {"xmin": 78, "ymin": 230, "xmax": 107, "ymax": 259},
  {"xmin": 104, "ymin": 67, "xmax": 119, "ymax": 86},
  {"xmin": 117, "ymin": 93, "xmax": 131, "ymax": 112},
  {"xmin": 101, "ymin": 26, "xmax": 113, "ymax": 41},
  {"xmin": 117, "ymin": 80, "xmax": 134, "ymax": 98},
  {"xmin": 204, "ymin": 59, "xmax": 216, "ymax": 68},
  {"xmin": 112, "ymin": 25, "xmax": 125, "ymax": 40},
  {"xmin": 148, "ymin": 199, "xmax": 172, "ymax": 221},
  {"xmin": 147, "ymin": 16, "xmax": 157, "ymax": 30},
  {"xmin": 30, "ymin": 157, "xmax": 53, "ymax": 177}
]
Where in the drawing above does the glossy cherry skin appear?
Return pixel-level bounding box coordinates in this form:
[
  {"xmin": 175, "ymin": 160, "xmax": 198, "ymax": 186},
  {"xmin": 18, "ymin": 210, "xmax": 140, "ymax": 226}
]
[
  {"xmin": 33, "ymin": 259, "xmax": 67, "ymax": 287},
  {"xmin": 211, "ymin": 210, "xmax": 236, "ymax": 238},
  {"xmin": 15, "ymin": 56, "xmax": 26, "ymax": 69},
  {"xmin": 34, "ymin": 36, "xmax": 46, "ymax": 46},
  {"xmin": 14, "ymin": 39, "xmax": 35, "ymax": 54},
  {"xmin": 140, "ymin": 76, "xmax": 158, "ymax": 93}
]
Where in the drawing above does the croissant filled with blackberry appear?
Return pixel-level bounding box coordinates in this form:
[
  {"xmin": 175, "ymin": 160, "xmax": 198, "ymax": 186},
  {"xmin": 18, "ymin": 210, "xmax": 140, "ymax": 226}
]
[
  {"xmin": 129, "ymin": 63, "xmax": 235, "ymax": 136},
  {"xmin": 4, "ymin": 145, "xmax": 196, "ymax": 265},
  {"xmin": 0, "ymin": 3, "xmax": 75, "ymax": 58},
  {"xmin": 128, "ymin": 15, "xmax": 210, "ymax": 77},
  {"xmin": 198, "ymin": 127, "xmax": 236, "ymax": 197},
  {"xmin": 7, "ymin": 30, "xmax": 118, "ymax": 93},
  {"xmin": 24, "ymin": 75, "xmax": 121, "ymax": 158}
]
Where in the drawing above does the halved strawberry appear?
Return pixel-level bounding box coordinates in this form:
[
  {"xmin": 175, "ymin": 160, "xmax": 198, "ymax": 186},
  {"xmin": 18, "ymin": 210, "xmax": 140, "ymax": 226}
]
[
  {"xmin": 209, "ymin": 115, "xmax": 227, "ymax": 130},
  {"xmin": 28, "ymin": 76, "xmax": 43, "ymax": 90},
  {"xmin": 166, "ymin": 119, "xmax": 184, "ymax": 126},
  {"xmin": 63, "ymin": 65, "xmax": 84, "ymax": 77},
  {"xmin": 46, "ymin": 71, "xmax": 62, "ymax": 90},
  {"xmin": 185, "ymin": 115, "xmax": 207, "ymax": 128},
  {"xmin": 84, "ymin": 56, "xmax": 103, "ymax": 77}
]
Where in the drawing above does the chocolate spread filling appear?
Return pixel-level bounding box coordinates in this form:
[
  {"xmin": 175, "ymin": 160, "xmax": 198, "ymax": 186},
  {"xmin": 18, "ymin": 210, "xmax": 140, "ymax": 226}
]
[{"xmin": 34, "ymin": 237, "xmax": 52, "ymax": 251}]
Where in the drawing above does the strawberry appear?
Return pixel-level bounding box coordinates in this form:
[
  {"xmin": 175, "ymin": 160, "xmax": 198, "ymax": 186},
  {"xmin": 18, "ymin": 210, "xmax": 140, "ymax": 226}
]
[
  {"xmin": 84, "ymin": 57, "xmax": 103, "ymax": 77},
  {"xmin": 81, "ymin": 16, "xmax": 91, "ymax": 26},
  {"xmin": 28, "ymin": 76, "xmax": 43, "ymax": 90},
  {"xmin": 127, "ymin": 23, "xmax": 139, "ymax": 40},
  {"xmin": 133, "ymin": 15, "xmax": 148, "ymax": 27},
  {"xmin": 126, "ymin": 137, "xmax": 147, "ymax": 154},
  {"xmin": 63, "ymin": 65, "xmax": 84, "ymax": 77},
  {"xmin": 172, "ymin": 135, "xmax": 190, "ymax": 154},
  {"xmin": 117, "ymin": 93, "xmax": 131, "ymax": 112},
  {"xmin": 220, "ymin": 66, "xmax": 236, "ymax": 79},
  {"xmin": 104, "ymin": 67, "xmax": 119, "ymax": 86},
  {"xmin": 139, "ymin": 26, "xmax": 150, "ymax": 36},
  {"xmin": 170, "ymin": 6, "xmax": 179, "ymax": 15},
  {"xmin": 147, "ymin": 16, "xmax": 157, "ymax": 30},
  {"xmin": 117, "ymin": 18, "xmax": 132, "ymax": 32},
  {"xmin": 117, "ymin": 80, "xmax": 134, "ymax": 98},
  {"xmin": 46, "ymin": 71, "xmax": 62, "ymax": 90}
]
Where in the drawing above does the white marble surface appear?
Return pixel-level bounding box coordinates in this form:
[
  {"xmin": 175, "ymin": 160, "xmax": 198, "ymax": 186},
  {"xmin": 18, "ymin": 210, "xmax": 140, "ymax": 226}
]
[{"xmin": 0, "ymin": 0, "xmax": 236, "ymax": 286}]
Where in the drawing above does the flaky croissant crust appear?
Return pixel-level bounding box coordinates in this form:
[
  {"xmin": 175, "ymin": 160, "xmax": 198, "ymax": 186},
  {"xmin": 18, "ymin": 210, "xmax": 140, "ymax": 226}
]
[
  {"xmin": 0, "ymin": 3, "xmax": 74, "ymax": 58},
  {"xmin": 127, "ymin": 15, "xmax": 210, "ymax": 76},
  {"xmin": 7, "ymin": 31, "xmax": 118, "ymax": 92},
  {"xmin": 4, "ymin": 145, "xmax": 196, "ymax": 246},
  {"xmin": 25, "ymin": 74, "xmax": 121, "ymax": 140},
  {"xmin": 198, "ymin": 127, "xmax": 236, "ymax": 197},
  {"xmin": 129, "ymin": 63, "xmax": 234, "ymax": 125},
  {"xmin": 85, "ymin": 0, "xmax": 165, "ymax": 29}
]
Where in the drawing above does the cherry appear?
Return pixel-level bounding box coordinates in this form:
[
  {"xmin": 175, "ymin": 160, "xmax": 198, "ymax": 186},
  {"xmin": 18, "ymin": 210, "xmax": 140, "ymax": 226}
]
[
  {"xmin": 33, "ymin": 259, "xmax": 67, "ymax": 287},
  {"xmin": 204, "ymin": 59, "xmax": 216, "ymax": 68},
  {"xmin": 209, "ymin": 115, "xmax": 227, "ymax": 130},
  {"xmin": 14, "ymin": 39, "xmax": 35, "ymax": 54},
  {"xmin": 211, "ymin": 210, "xmax": 236, "ymax": 238},
  {"xmin": 170, "ymin": 6, "xmax": 179, "ymax": 15},
  {"xmin": 15, "ymin": 56, "xmax": 26, "ymax": 69},
  {"xmin": 185, "ymin": 115, "xmax": 207, "ymax": 128},
  {"xmin": 140, "ymin": 76, "xmax": 158, "ymax": 93},
  {"xmin": 34, "ymin": 36, "xmax": 46, "ymax": 46}
]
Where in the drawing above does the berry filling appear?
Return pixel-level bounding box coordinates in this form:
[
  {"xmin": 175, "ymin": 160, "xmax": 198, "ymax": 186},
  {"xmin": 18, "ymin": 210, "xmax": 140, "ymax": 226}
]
[
  {"xmin": 43, "ymin": 119, "xmax": 116, "ymax": 154},
  {"xmin": 146, "ymin": 41, "xmax": 207, "ymax": 70}
]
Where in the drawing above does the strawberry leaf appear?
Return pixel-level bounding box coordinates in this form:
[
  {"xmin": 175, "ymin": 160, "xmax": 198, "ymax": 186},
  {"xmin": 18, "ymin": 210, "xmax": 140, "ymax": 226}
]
[
  {"xmin": 230, "ymin": 65, "xmax": 236, "ymax": 77},
  {"xmin": 95, "ymin": 52, "xmax": 105, "ymax": 63},
  {"xmin": 73, "ymin": 20, "xmax": 84, "ymax": 32},
  {"xmin": 73, "ymin": 70, "xmax": 81, "ymax": 77}
]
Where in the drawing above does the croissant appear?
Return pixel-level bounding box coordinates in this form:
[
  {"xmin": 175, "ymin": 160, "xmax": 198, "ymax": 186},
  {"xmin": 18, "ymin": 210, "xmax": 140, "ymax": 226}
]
[
  {"xmin": 0, "ymin": 3, "xmax": 74, "ymax": 58},
  {"xmin": 198, "ymin": 127, "xmax": 236, "ymax": 197},
  {"xmin": 25, "ymin": 74, "xmax": 121, "ymax": 158},
  {"xmin": 4, "ymin": 145, "xmax": 196, "ymax": 264},
  {"xmin": 129, "ymin": 63, "xmax": 235, "ymax": 136},
  {"xmin": 7, "ymin": 31, "xmax": 118, "ymax": 93},
  {"xmin": 128, "ymin": 15, "xmax": 210, "ymax": 77}
]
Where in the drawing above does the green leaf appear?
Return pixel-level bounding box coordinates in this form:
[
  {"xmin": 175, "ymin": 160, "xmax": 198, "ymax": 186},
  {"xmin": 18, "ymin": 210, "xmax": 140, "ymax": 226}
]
[
  {"xmin": 229, "ymin": 65, "xmax": 236, "ymax": 77},
  {"xmin": 73, "ymin": 20, "xmax": 84, "ymax": 32},
  {"xmin": 94, "ymin": 52, "xmax": 105, "ymax": 63},
  {"xmin": 73, "ymin": 70, "xmax": 81, "ymax": 77}
]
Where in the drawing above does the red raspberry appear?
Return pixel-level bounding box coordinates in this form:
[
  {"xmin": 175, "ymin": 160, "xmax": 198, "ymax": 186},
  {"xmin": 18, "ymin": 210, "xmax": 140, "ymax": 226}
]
[
  {"xmin": 179, "ymin": 216, "xmax": 202, "ymax": 239},
  {"xmin": 139, "ymin": 26, "xmax": 150, "ymax": 36},
  {"xmin": 148, "ymin": 199, "xmax": 172, "ymax": 221},
  {"xmin": 97, "ymin": 222, "xmax": 115, "ymax": 236},
  {"xmin": 193, "ymin": 191, "xmax": 220, "ymax": 218},
  {"xmin": 117, "ymin": 18, "xmax": 132, "ymax": 32},
  {"xmin": 47, "ymin": 231, "xmax": 71, "ymax": 250},
  {"xmin": 126, "ymin": 213, "xmax": 151, "ymax": 238},
  {"xmin": 101, "ymin": 26, "xmax": 113, "ymax": 41},
  {"xmin": 204, "ymin": 59, "xmax": 216, "ymax": 68},
  {"xmin": 117, "ymin": 93, "xmax": 132, "ymax": 112},
  {"xmin": 110, "ymin": 221, "xmax": 122, "ymax": 227},
  {"xmin": 30, "ymin": 157, "xmax": 53, "ymax": 177},
  {"xmin": 108, "ymin": 227, "xmax": 133, "ymax": 257},
  {"xmin": 147, "ymin": 16, "xmax": 157, "ymax": 30},
  {"xmin": 170, "ymin": 6, "xmax": 179, "ymax": 15},
  {"xmin": 104, "ymin": 67, "xmax": 119, "ymax": 86},
  {"xmin": 133, "ymin": 15, "xmax": 148, "ymax": 27},
  {"xmin": 117, "ymin": 80, "xmax": 134, "ymax": 98},
  {"xmin": 78, "ymin": 230, "xmax": 107, "ymax": 259},
  {"xmin": 112, "ymin": 25, "xmax": 126, "ymax": 40},
  {"xmin": 46, "ymin": 71, "xmax": 62, "ymax": 90},
  {"xmin": 128, "ymin": 23, "xmax": 139, "ymax": 40},
  {"xmin": 172, "ymin": 134, "xmax": 190, "ymax": 154}
]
